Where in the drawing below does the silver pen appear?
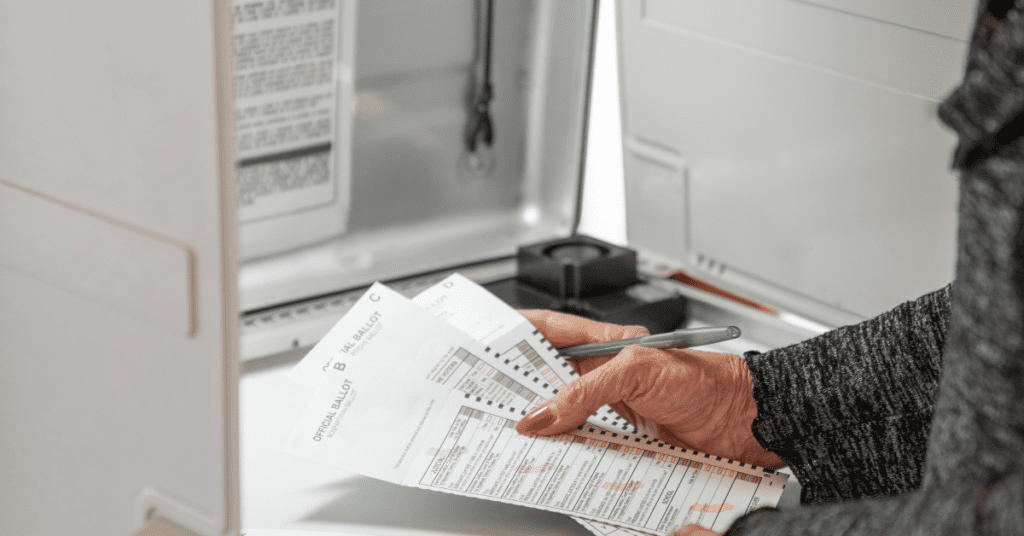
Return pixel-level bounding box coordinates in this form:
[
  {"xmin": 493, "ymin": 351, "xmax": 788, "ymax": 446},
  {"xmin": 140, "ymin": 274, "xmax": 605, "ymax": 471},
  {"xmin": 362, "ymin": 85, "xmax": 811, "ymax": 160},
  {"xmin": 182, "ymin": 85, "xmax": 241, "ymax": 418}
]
[{"xmin": 556, "ymin": 326, "xmax": 742, "ymax": 358}]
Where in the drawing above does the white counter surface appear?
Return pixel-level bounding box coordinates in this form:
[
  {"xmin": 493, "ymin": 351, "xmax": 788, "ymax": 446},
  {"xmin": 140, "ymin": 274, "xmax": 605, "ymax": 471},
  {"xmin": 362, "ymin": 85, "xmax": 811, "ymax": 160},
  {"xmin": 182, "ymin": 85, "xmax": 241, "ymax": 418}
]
[
  {"xmin": 240, "ymin": 338, "xmax": 801, "ymax": 535},
  {"xmin": 240, "ymin": 352, "xmax": 593, "ymax": 535}
]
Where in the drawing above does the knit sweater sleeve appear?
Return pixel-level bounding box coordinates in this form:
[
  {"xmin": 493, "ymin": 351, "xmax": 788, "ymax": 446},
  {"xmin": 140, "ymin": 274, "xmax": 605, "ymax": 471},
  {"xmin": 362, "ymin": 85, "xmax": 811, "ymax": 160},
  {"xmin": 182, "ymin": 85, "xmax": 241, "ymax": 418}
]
[
  {"xmin": 743, "ymin": 285, "xmax": 951, "ymax": 505},
  {"xmin": 717, "ymin": 1, "xmax": 1024, "ymax": 531},
  {"xmin": 721, "ymin": 465, "xmax": 1023, "ymax": 535}
]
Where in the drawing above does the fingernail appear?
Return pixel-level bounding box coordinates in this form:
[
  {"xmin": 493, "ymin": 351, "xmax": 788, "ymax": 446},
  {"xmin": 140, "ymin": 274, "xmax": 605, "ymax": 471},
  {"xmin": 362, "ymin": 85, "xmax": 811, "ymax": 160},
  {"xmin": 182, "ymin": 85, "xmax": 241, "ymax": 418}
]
[{"xmin": 516, "ymin": 405, "xmax": 557, "ymax": 435}]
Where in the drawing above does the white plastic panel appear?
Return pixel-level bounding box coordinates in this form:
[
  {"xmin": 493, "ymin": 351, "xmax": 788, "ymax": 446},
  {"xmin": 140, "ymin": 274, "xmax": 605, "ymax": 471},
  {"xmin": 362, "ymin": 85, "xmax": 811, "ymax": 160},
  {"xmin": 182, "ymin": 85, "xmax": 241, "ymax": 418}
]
[
  {"xmin": 794, "ymin": 0, "xmax": 976, "ymax": 41},
  {"xmin": 622, "ymin": 139, "xmax": 689, "ymax": 262},
  {"xmin": 639, "ymin": 0, "xmax": 968, "ymax": 101},
  {"xmin": 619, "ymin": 0, "xmax": 966, "ymax": 322},
  {"xmin": 0, "ymin": 180, "xmax": 196, "ymax": 338},
  {"xmin": 0, "ymin": 1, "xmax": 239, "ymax": 535}
]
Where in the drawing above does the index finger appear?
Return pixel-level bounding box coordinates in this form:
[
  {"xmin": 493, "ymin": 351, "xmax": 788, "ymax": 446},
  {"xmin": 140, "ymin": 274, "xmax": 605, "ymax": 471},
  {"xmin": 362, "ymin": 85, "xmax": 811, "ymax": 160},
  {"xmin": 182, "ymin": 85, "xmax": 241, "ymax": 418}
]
[{"xmin": 519, "ymin": 309, "xmax": 649, "ymax": 348}]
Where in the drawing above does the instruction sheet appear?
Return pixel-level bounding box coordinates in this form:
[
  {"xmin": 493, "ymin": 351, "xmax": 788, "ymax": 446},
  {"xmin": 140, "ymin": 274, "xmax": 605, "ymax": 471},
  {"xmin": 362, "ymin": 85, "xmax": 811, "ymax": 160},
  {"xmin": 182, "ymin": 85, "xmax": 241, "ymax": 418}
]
[{"xmin": 232, "ymin": 0, "xmax": 348, "ymax": 222}]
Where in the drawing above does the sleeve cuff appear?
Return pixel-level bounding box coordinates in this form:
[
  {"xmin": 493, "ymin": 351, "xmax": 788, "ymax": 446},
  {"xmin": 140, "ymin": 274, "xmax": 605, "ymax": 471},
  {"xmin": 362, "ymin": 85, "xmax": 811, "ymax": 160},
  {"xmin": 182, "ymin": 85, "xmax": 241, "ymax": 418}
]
[{"xmin": 722, "ymin": 507, "xmax": 778, "ymax": 535}]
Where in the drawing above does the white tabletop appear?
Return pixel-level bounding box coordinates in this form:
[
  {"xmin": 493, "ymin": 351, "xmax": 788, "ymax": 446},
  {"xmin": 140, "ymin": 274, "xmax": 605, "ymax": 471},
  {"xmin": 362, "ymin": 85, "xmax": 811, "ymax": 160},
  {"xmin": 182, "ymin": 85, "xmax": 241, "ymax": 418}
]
[
  {"xmin": 240, "ymin": 354, "xmax": 593, "ymax": 535},
  {"xmin": 240, "ymin": 348, "xmax": 800, "ymax": 535}
]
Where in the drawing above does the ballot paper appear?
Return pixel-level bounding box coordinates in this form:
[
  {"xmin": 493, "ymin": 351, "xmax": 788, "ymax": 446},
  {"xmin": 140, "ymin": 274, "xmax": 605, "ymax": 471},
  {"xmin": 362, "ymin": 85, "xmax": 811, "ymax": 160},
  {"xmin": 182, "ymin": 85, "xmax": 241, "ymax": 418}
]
[
  {"xmin": 291, "ymin": 280, "xmax": 638, "ymax": 434},
  {"xmin": 414, "ymin": 273, "xmax": 638, "ymax": 434},
  {"xmin": 575, "ymin": 518, "xmax": 656, "ymax": 536},
  {"xmin": 284, "ymin": 358, "xmax": 788, "ymax": 534},
  {"xmin": 289, "ymin": 283, "xmax": 552, "ymax": 413}
]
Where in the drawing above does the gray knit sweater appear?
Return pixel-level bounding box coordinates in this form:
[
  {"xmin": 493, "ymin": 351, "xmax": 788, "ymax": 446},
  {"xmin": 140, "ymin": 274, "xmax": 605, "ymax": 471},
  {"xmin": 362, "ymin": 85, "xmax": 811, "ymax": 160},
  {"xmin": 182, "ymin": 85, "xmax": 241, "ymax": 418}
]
[{"xmin": 726, "ymin": 2, "xmax": 1024, "ymax": 533}]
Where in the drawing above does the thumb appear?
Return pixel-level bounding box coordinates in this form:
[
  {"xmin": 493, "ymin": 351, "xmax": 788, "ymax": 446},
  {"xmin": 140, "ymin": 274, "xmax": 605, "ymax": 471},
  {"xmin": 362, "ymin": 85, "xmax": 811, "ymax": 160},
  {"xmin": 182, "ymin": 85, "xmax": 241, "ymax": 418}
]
[{"xmin": 516, "ymin": 363, "xmax": 621, "ymax": 436}]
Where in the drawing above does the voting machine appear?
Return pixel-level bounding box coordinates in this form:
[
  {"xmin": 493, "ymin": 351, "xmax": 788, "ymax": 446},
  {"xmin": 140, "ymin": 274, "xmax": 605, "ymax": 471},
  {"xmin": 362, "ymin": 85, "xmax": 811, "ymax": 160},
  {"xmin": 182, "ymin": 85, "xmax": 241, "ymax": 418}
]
[{"xmin": 0, "ymin": 0, "xmax": 974, "ymax": 534}]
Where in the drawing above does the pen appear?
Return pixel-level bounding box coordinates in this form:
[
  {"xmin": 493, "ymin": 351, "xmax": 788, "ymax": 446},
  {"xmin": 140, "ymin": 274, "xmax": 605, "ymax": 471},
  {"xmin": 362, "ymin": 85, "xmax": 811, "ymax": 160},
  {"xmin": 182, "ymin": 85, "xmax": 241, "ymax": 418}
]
[{"xmin": 556, "ymin": 326, "xmax": 742, "ymax": 358}]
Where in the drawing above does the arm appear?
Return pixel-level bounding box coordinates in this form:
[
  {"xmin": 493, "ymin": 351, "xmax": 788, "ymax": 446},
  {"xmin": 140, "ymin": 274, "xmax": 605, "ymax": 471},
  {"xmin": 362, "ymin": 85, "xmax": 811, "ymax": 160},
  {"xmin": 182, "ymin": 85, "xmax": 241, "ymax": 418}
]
[
  {"xmin": 745, "ymin": 285, "xmax": 951, "ymax": 504},
  {"xmin": 516, "ymin": 286, "xmax": 952, "ymax": 509},
  {"xmin": 723, "ymin": 465, "xmax": 1023, "ymax": 535},
  {"xmin": 731, "ymin": 0, "xmax": 1024, "ymax": 527},
  {"xmin": 516, "ymin": 286, "xmax": 960, "ymax": 535}
]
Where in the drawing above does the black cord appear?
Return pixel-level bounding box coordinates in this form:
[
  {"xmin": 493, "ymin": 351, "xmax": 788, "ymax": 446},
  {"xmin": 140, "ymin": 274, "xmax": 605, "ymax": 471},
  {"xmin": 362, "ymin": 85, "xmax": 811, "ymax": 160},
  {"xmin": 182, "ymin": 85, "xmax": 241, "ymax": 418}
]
[
  {"xmin": 466, "ymin": 0, "xmax": 495, "ymax": 152},
  {"xmin": 483, "ymin": 0, "xmax": 493, "ymax": 88}
]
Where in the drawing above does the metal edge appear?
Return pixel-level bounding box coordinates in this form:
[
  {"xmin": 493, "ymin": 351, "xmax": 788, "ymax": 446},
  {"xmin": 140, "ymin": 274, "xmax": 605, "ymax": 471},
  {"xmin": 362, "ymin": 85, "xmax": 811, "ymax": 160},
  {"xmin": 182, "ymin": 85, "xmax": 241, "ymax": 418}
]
[
  {"xmin": 571, "ymin": 0, "xmax": 601, "ymax": 235},
  {"xmin": 212, "ymin": 0, "xmax": 241, "ymax": 531}
]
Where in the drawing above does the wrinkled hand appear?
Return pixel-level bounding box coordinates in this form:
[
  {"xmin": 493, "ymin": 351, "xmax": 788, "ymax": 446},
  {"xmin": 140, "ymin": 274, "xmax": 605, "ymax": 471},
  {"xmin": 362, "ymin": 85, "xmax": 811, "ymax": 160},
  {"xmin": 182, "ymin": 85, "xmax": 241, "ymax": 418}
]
[
  {"xmin": 516, "ymin": 310, "xmax": 784, "ymax": 470},
  {"xmin": 672, "ymin": 525, "xmax": 722, "ymax": 536}
]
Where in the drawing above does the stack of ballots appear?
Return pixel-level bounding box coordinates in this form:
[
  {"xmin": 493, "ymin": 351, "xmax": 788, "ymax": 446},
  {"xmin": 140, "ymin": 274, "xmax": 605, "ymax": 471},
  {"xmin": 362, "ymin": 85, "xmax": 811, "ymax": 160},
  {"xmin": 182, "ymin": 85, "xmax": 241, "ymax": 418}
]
[{"xmin": 283, "ymin": 273, "xmax": 788, "ymax": 535}]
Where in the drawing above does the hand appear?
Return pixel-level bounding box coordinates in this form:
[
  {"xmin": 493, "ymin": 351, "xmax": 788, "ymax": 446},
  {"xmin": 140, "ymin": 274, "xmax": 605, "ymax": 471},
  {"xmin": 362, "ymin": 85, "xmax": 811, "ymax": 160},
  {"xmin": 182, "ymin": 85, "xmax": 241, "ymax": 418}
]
[
  {"xmin": 672, "ymin": 525, "xmax": 722, "ymax": 536},
  {"xmin": 515, "ymin": 310, "xmax": 784, "ymax": 470}
]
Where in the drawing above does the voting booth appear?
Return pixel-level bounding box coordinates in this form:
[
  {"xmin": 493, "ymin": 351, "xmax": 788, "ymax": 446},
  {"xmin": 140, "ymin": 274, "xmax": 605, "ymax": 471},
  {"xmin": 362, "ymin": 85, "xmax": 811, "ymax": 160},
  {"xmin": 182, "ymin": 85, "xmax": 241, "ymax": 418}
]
[{"xmin": 0, "ymin": 0, "xmax": 974, "ymax": 534}]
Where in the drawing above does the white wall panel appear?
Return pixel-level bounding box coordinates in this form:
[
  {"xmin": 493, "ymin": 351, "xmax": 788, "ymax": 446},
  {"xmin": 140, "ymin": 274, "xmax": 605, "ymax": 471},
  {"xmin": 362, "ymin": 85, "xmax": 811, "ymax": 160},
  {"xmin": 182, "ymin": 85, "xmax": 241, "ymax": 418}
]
[
  {"xmin": 619, "ymin": 0, "xmax": 968, "ymax": 321},
  {"xmin": 0, "ymin": 1, "xmax": 239, "ymax": 534},
  {"xmin": 794, "ymin": 0, "xmax": 976, "ymax": 41}
]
